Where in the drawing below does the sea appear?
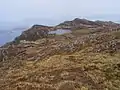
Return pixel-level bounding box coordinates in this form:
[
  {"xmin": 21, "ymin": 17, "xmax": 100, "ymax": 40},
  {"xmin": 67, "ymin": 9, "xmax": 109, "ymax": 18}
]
[{"xmin": 0, "ymin": 30, "xmax": 23, "ymax": 46}]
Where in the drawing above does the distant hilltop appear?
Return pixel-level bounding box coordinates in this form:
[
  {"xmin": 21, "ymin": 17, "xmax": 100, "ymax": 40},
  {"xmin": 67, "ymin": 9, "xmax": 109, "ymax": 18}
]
[
  {"xmin": 57, "ymin": 18, "xmax": 120, "ymax": 29},
  {"xmin": 11, "ymin": 18, "xmax": 120, "ymax": 42}
]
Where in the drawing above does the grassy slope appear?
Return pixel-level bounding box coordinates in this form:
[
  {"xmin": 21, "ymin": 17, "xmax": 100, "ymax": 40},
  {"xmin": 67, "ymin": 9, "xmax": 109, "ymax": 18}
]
[{"xmin": 0, "ymin": 29, "xmax": 120, "ymax": 90}]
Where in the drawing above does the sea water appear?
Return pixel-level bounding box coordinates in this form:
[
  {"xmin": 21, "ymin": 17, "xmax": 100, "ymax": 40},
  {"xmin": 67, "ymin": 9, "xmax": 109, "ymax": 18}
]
[{"xmin": 49, "ymin": 29, "xmax": 71, "ymax": 35}]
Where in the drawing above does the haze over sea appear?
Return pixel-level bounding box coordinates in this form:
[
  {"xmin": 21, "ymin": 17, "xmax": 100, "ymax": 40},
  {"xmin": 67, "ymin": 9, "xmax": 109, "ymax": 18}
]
[{"xmin": 0, "ymin": 0, "xmax": 120, "ymax": 46}]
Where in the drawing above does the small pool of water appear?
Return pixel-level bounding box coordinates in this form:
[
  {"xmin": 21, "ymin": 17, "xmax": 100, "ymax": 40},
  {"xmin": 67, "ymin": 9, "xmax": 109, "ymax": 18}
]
[{"xmin": 48, "ymin": 29, "xmax": 71, "ymax": 35}]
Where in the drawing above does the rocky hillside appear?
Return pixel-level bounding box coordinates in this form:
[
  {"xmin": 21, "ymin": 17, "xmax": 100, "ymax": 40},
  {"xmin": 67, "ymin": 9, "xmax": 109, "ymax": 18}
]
[
  {"xmin": 0, "ymin": 18, "xmax": 120, "ymax": 90},
  {"xmin": 57, "ymin": 18, "xmax": 120, "ymax": 30},
  {"xmin": 14, "ymin": 25, "xmax": 54, "ymax": 41}
]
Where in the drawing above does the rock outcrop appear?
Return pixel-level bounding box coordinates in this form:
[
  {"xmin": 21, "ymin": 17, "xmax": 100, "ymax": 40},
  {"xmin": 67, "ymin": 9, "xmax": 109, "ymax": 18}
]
[{"xmin": 15, "ymin": 25, "xmax": 53, "ymax": 41}]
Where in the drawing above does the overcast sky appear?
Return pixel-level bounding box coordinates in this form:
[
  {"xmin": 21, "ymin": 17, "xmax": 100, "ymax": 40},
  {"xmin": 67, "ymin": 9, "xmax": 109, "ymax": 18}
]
[{"xmin": 0, "ymin": 0, "xmax": 120, "ymax": 22}]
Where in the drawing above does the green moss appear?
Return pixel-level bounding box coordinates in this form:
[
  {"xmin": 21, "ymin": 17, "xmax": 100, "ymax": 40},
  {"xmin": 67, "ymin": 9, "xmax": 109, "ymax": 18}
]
[
  {"xmin": 113, "ymin": 31, "xmax": 120, "ymax": 39},
  {"xmin": 71, "ymin": 29, "xmax": 94, "ymax": 36}
]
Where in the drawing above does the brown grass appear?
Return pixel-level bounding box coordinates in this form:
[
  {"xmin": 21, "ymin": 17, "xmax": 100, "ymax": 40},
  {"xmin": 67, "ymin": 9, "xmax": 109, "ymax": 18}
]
[{"xmin": 0, "ymin": 29, "xmax": 120, "ymax": 90}]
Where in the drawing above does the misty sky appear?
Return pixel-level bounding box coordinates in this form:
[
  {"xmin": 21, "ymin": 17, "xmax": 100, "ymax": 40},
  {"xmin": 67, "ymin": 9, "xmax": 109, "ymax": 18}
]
[{"xmin": 0, "ymin": 0, "xmax": 120, "ymax": 22}]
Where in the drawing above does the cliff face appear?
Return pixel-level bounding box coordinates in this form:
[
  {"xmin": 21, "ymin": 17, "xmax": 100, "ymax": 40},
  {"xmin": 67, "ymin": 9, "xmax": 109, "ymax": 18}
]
[{"xmin": 0, "ymin": 19, "xmax": 120, "ymax": 90}]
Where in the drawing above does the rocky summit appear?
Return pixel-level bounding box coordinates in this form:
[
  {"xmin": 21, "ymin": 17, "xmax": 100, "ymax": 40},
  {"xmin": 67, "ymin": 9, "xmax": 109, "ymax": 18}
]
[{"xmin": 0, "ymin": 18, "xmax": 120, "ymax": 90}]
